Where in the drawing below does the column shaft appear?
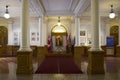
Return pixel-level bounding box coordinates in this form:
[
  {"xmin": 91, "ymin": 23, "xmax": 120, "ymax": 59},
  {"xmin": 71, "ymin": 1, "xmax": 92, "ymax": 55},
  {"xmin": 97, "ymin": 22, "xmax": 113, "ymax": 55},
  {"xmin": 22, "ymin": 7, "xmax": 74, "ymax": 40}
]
[
  {"xmin": 19, "ymin": 0, "xmax": 31, "ymax": 51},
  {"xmin": 8, "ymin": 22, "xmax": 13, "ymax": 45},
  {"xmin": 38, "ymin": 16, "xmax": 44, "ymax": 46},
  {"xmin": 90, "ymin": 0, "xmax": 101, "ymax": 50},
  {"xmin": 38, "ymin": 17, "xmax": 42, "ymax": 46},
  {"xmin": 75, "ymin": 16, "xmax": 80, "ymax": 46}
]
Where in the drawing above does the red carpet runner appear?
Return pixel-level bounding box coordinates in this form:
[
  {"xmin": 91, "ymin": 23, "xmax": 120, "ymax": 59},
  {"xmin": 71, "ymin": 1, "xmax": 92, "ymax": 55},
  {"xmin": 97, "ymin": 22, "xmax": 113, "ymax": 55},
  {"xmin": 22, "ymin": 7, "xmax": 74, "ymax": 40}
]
[{"xmin": 35, "ymin": 56, "xmax": 83, "ymax": 74}]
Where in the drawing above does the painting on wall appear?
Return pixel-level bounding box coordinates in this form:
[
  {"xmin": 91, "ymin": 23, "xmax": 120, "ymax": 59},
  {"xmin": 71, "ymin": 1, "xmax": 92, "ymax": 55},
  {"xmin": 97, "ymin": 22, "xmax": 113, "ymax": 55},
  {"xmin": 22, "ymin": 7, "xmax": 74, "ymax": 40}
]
[
  {"xmin": 80, "ymin": 37, "xmax": 86, "ymax": 46},
  {"xmin": 80, "ymin": 30, "xmax": 86, "ymax": 36},
  {"xmin": 31, "ymin": 32, "xmax": 36, "ymax": 42},
  {"xmin": 13, "ymin": 32, "xmax": 19, "ymax": 45},
  {"xmin": 55, "ymin": 35, "xmax": 63, "ymax": 46},
  {"xmin": 80, "ymin": 30, "xmax": 87, "ymax": 45}
]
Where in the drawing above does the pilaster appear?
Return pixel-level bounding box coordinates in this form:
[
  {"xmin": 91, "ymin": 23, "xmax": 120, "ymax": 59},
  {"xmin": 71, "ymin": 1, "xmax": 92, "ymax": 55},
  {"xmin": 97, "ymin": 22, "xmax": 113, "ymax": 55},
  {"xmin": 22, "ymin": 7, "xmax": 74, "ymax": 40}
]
[{"xmin": 37, "ymin": 46, "xmax": 47, "ymax": 65}]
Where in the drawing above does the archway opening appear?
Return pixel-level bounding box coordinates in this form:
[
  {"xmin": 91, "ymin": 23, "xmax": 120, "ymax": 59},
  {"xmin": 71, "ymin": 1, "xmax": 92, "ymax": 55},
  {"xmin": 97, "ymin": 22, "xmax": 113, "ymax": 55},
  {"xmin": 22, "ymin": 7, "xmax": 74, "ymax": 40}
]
[{"xmin": 49, "ymin": 25, "xmax": 70, "ymax": 54}]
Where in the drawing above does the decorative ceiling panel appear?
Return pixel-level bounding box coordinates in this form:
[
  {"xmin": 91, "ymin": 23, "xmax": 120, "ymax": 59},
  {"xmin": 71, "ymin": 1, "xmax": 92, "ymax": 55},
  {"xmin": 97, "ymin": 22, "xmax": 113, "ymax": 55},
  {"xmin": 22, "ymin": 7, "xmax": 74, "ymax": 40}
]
[{"xmin": 41, "ymin": 0, "xmax": 80, "ymax": 16}]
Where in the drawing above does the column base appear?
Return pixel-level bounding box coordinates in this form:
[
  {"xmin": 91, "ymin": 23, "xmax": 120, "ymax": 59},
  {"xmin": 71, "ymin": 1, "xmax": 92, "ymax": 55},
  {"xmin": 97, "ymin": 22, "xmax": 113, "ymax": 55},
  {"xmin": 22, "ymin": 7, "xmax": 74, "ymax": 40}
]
[
  {"xmin": 87, "ymin": 50, "xmax": 105, "ymax": 74},
  {"xmin": 74, "ymin": 46, "xmax": 84, "ymax": 69},
  {"xmin": 16, "ymin": 51, "xmax": 33, "ymax": 74},
  {"xmin": 37, "ymin": 46, "xmax": 46, "ymax": 65},
  {"xmin": 116, "ymin": 46, "xmax": 120, "ymax": 57}
]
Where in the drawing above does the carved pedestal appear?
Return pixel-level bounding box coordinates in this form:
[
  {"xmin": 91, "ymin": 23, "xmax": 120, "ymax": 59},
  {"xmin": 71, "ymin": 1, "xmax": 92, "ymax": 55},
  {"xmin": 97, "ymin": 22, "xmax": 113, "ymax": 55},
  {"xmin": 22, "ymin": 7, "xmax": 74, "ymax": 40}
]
[
  {"xmin": 37, "ymin": 46, "xmax": 46, "ymax": 65},
  {"xmin": 87, "ymin": 50, "xmax": 105, "ymax": 74},
  {"xmin": 17, "ymin": 51, "xmax": 33, "ymax": 74},
  {"xmin": 74, "ymin": 46, "xmax": 83, "ymax": 69}
]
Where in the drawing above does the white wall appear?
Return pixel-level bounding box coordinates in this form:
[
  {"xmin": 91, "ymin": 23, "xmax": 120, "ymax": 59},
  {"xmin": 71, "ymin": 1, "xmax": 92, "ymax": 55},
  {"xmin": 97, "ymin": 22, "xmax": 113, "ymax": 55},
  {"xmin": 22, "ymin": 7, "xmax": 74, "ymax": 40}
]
[
  {"xmin": 12, "ymin": 17, "xmax": 39, "ymax": 45},
  {"xmin": 2, "ymin": 16, "xmax": 118, "ymax": 48},
  {"xmin": 80, "ymin": 16, "xmax": 107, "ymax": 46}
]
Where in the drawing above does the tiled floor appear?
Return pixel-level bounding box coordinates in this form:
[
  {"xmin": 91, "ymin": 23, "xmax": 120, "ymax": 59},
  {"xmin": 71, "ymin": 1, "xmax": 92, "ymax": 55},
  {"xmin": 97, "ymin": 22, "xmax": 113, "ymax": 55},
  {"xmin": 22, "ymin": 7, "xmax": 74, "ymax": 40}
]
[{"xmin": 0, "ymin": 56, "xmax": 120, "ymax": 80}]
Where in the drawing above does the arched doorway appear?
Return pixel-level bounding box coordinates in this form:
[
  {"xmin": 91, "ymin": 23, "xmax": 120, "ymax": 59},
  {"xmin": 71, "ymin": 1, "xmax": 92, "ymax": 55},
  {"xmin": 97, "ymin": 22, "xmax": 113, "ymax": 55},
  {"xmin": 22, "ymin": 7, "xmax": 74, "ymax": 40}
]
[
  {"xmin": 0, "ymin": 26, "xmax": 8, "ymax": 56},
  {"xmin": 110, "ymin": 25, "xmax": 119, "ymax": 56},
  {"xmin": 50, "ymin": 24, "xmax": 68, "ymax": 53}
]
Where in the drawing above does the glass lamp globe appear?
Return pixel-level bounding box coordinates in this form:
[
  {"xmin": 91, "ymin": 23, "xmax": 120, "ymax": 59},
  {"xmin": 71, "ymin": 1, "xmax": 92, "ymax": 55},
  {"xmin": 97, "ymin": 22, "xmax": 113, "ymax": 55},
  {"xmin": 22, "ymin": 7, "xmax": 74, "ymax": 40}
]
[
  {"xmin": 109, "ymin": 12, "xmax": 115, "ymax": 19},
  {"xmin": 4, "ymin": 13, "xmax": 10, "ymax": 19}
]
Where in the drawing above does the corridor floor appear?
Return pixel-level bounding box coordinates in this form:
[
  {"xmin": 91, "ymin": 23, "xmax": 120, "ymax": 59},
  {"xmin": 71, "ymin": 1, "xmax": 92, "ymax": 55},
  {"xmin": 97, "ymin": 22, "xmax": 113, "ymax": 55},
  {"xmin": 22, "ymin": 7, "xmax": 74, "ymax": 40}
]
[{"xmin": 0, "ymin": 57, "xmax": 120, "ymax": 80}]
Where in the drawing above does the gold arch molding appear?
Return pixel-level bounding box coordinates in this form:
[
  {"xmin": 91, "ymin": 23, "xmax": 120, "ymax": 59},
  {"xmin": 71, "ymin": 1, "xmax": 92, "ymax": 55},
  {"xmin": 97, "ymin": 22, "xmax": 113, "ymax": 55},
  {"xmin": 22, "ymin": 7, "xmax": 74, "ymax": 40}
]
[{"xmin": 51, "ymin": 24, "xmax": 68, "ymax": 35}]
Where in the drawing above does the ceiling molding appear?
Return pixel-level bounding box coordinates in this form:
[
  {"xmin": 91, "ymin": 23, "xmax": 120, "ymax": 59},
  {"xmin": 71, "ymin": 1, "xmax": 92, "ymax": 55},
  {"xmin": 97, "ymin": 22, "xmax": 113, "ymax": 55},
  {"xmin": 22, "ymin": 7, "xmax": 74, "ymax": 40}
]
[
  {"xmin": 45, "ymin": 11, "xmax": 74, "ymax": 16},
  {"xmin": 36, "ymin": 0, "xmax": 45, "ymax": 15},
  {"xmin": 74, "ymin": 0, "xmax": 90, "ymax": 16},
  {"xmin": 30, "ymin": 0, "xmax": 45, "ymax": 16},
  {"xmin": 68, "ymin": 0, "xmax": 73, "ymax": 10}
]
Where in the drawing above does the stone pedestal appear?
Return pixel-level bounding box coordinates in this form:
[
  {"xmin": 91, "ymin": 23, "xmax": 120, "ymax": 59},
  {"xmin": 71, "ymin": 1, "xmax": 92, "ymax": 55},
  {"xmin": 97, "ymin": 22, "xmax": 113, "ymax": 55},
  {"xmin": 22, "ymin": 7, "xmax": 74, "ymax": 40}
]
[
  {"xmin": 74, "ymin": 46, "xmax": 83, "ymax": 69},
  {"xmin": 87, "ymin": 50, "xmax": 105, "ymax": 74},
  {"xmin": 17, "ymin": 51, "xmax": 33, "ymax": 74},
  {"xmin": 37, "ymin": 45, "xmax": 48, "ymax": 55},
  {"xmin": 37, "ymin": 46, "xmax": 46, "ymax": 65},
  {"xmin": 116, "ymin": 46, "xmax": 120, "ymax": 57}
]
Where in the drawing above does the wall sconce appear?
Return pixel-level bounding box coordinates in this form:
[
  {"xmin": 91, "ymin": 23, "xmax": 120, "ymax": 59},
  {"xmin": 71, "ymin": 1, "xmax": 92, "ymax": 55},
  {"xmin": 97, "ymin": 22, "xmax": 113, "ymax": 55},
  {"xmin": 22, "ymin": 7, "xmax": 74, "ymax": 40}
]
[
  {"xmin": 109, "ymin": 5, "xmax": 115, "ymax": 19},
  {"xmin": 4, "ymin": 5, "xmax": 10, "ymax": 19}
]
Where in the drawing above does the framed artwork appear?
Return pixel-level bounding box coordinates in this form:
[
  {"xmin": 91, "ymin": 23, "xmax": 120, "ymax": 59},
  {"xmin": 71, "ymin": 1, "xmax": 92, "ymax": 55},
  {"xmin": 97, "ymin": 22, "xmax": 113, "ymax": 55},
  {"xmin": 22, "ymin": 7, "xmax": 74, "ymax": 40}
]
[
  {"xmin": 13, "ymin": 32, "xmax": 19, "ymax": 45},
  {"xmin": 31, "ymin": 32, "xmax": 36, "ymax": 42},
  {"xmin": 55, "ymin": 35, "xmax": 63, "ymax": 46},
  {"xmin": 80, "ymin": 30, "xmax": 86, "ymax": 36},
  {"xmin": 80, "ymin": 37, "xmax": 86, "ymax": 45}
]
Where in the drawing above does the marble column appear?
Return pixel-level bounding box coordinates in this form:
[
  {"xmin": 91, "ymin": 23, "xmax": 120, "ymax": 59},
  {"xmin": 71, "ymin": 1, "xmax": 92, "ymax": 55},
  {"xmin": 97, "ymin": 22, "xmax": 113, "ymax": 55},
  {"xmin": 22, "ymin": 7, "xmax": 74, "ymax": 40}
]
[
  {"xmin": 89, "ymin": 0, "xmax": 100, "ymax": 51},
  {"xmin": 116, "ymin": 19, "xmax": 120, "ymax": 57},
  {"xmin": 7, "ymin": 21, "xmax": 13, "ymax": 55},
  {"xmin": 37, "ymin": 17, "xmax": 42, "ymax": 46},
  {"xmin": 87, "ymin": 0, "xmax": 104, "ymax": 74},
  {"xmin": 17, "ymin": 0, "xmax": 33, "ymax": 74},
  {"xmin": 8, "ymin": 22, "xmax": 13, "ymax": 45},
  {"xmin": 75, "ymin": 16, "xmax": 80, "ymax": 46},
  {"xmin": 74, "ymin": 16, "xmax": 82, "ymax": 70},
  {"xmin": 38, "ymin": 15, "xmax": 45, "ymax": 46},
  {"xmin": 37, "ymin": 16, "xmax": 46, "ymax": 63}
]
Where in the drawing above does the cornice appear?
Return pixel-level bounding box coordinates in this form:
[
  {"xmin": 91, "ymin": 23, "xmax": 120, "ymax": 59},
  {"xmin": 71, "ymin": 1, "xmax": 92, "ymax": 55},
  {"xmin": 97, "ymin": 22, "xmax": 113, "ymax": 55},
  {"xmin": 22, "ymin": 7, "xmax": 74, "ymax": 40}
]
[
  {"xmin": 45, "ymin": 11, "xmax": 74, "ymax": 17},
  {"xmin": 30, "ymin": 0, "xmax": 45, "ymax": 16},
  {"xmin": 74, "ymin": 0, "xmax": 90, "ymax": 16}
]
